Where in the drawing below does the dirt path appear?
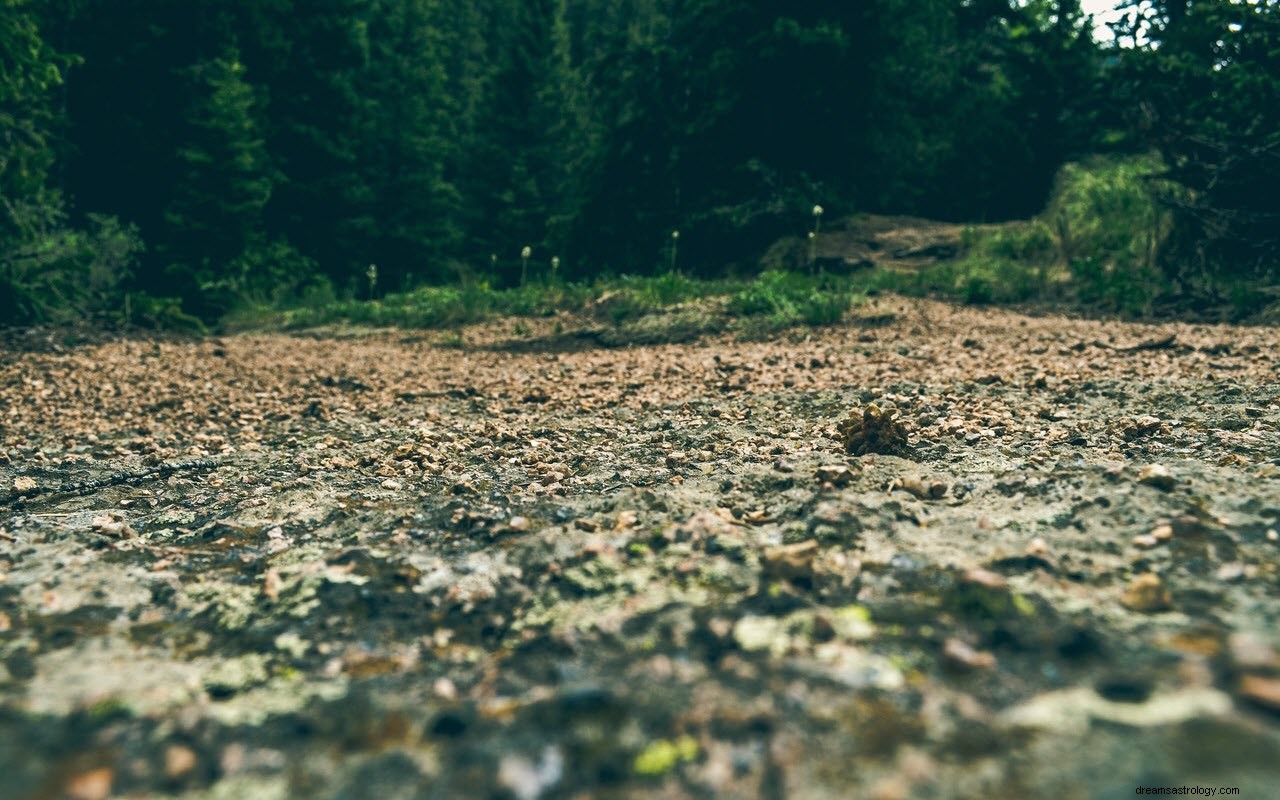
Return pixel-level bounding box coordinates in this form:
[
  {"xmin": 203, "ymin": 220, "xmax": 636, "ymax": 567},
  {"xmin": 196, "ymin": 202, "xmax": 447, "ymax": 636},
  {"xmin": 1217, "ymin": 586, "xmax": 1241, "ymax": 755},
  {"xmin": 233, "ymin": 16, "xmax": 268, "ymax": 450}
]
[{"xmin": 2, "ymin": 299, "xmax": 1278, "ymax": 799}]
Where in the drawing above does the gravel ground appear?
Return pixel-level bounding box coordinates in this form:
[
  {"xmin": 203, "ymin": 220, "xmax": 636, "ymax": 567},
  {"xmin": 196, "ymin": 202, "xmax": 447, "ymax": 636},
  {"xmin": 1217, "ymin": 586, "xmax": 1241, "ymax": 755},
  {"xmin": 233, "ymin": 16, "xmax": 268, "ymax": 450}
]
[{"xmin": 1, "ymin": 298, "xmax": 1278, "ymax": 799}]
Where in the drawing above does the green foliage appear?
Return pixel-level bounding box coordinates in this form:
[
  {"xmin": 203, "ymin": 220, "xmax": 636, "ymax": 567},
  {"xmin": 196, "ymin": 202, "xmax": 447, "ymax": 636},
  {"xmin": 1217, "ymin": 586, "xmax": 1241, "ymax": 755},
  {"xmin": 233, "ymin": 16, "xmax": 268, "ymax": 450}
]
[
  {"xmin": 0, "ymin": 0, "xmax": 144, "ymax": 326},
  {"xmin": 0, "ymin": 0, "xmax": 69, "ymax": 222},
  {"xmin": 163, "ymin": 48, "xmax": 276, "ymax": 317},
  {"xmin": 229, "ymin": 270, "xmax": 859, "ymax": 338},
  {"xmin": 6, "ymin": 0, "xmax": 1278, "ymax": 326},
  {"xmin": 1, "ymin": 211, "xmax": 143, "ymax": 325},
  {"xmin": 728, "ymin": 270, "xmax": 855, "ymax": 327},
  {"xmin": 1049, "ymin": 156, "xmax": 1173, "ymax": 313},
  {"xmin": 1110, "ymin": 0, "xmax": 1280, "ymax": 288},
  {"xmin": 899, "ymin": 156, "xmax": 1180, "ymax": 313}
]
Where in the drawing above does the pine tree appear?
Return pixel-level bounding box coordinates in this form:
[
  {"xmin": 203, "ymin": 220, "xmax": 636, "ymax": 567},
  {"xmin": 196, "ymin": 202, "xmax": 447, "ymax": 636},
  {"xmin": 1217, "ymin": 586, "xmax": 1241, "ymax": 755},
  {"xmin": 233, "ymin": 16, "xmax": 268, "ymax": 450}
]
[
  {"xmin": 358, "ymin": 0, "xmax": 462, "ymax": 288},
  {"xmin": 161, "ymin": 46, "xmax": 273, "ymax": 312},
  {"xmin": 0, "ymin": 0, "xmax": 68, "ymax": 245},
  {"xmin": 245, "ymin": 0, "xmax": 375, "ymax": 288},
  {"xmin": 465, "ymin": 0, "xmax": 581, "ymax": 282}
]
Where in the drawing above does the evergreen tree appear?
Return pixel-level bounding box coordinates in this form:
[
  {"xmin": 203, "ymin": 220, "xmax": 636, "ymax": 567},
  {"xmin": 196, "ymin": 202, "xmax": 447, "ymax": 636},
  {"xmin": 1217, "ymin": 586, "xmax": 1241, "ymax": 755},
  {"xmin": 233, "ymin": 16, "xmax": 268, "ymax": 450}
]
[
  {"xmin": 1113, "ymin": 0, "xmax": 1280, "ymax": 287},
  {"xmin": 358, "ymin": 0, "xmax": 462, "ymax": 288},
  {"xmin": 1, "ymin": 0, "xmax": 67, "ymax": 245},
  {"xmin": 161, "ymin": 46, "xmax": 274, "ymax": 314},
  {"xmin": 244, "ymin": 0, "xmax": 375, "ymax": 287},
  {"xmin": 1, "ymin": 0, "xmax": 140, "ymax": 325},
  {"xmin": 465, "ymin": 0, "xmax": 581, "ymax": 282}
]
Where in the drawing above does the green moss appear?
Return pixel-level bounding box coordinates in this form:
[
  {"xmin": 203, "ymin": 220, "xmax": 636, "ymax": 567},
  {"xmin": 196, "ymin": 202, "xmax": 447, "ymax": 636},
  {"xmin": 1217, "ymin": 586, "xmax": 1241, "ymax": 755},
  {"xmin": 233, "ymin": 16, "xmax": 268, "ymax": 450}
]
[
  {"xmin": 86, "ymin": 696, "xmax": 133, "ymax": 722},
  {"xmin": 634, "ymin": 735, "xmax": 699, "ymax": 776}
]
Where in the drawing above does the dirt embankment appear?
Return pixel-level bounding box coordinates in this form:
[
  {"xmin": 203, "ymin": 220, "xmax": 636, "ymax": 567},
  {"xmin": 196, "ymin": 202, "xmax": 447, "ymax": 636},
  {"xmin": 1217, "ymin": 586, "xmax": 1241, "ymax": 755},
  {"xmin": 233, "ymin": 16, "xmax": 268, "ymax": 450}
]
[
  {"xmin": 1, "ymin": 300, "xmax": 1278, "ymax": 798},
  {"xmin": 761, "ymin": 214, "xmax": 1002, "ymax": 273}
]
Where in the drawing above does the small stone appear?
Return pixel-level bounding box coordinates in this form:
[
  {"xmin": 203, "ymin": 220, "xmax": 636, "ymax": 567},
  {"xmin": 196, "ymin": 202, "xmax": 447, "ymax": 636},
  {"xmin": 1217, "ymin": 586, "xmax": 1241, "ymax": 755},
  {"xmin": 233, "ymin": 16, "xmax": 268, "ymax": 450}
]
[
  {"xmin": 814, "ymin": 464, "xmax": 855, "ymax": 487},
  {"xmin": 1137, "ymin": 464, "xmax": 1177, "ymax": 491},
  {"xmin": 91, "ymin": 513, "xmax": 136, "ymax": 539},
  {"xmin": 262, "ymin": 568, "xmax": 282, "ymax": 600},
  {"xmin": 66, "ymin": 768, "xmax": 113, "ymax": 800},
  {"xmin": 1122, "ymin": 416, "xmax": 1164, "ymax": 441},
  {"xmin": 615, "ymin": 510, "xmax": 638, "ymax": 530},
  {"xmin": 164, "ymin": 745, "xmax": 198, "ymax": 779},
  {"xmin": 13, "ymin": 476, "xmax": 36, "ymax": 493},
  {"xmin": 381, "ymin": 479, "xmax": 403, "ymax": 491},
  {"xmin": 1121, "ymin": 573, "xmax": 1173, "ymax": 613},
  {"xmin": 1131, "ymin": 534, "xmax": 1159, "ymax": 549},
  {"xmin": 773, "ymin": 458, "xmax": 795, "ymax": 473},
  {"xmin": 1238, "ymin": 674, "xmax": 1280, "ymax": 712},
  {"xmin": 894, "ymin": 476, "xmax": 931, "ymax": 499},
  {"xmin": 1215, "ymin": 563, "xmax": 1247, "ymax": 583},
  {"xmin": 573, "ymin": 518, "xmax": 598, "ymax": 532},
  {"xmin": 1227, "ymin": 633, "xmax": 1278, "ymax": 671},
  {"xmin": 433, "ymin": 677, "xmax": 458, "ymax": 700},
  {"xmin": 498, "ymin": 746, "xmax": 564, "ymax": 800},
  {"xmin": 961, "ymin": 568, "xmax": 1007, "ymax": 590},
  {"xmin": 1150, "ymin": 523, "xmax": 1174, "ymax": 542},
  {"xmin": 507, "ymin": 516, "xmax": 530, "ymax": 532},
  {"xmin": 1171, "ymin": 514, "xmax": 1207, "ymax": 536},
  {"xmin": 943, "ymin": 637, "xmax": 996, "ymax": 670},
  {"xmin": 762, "ymin": 540, "xmax": 820, "ymax": 581},
  {"xmin": 1026, "ymin": 537, "xmax": 1049, "ymax": 557}
]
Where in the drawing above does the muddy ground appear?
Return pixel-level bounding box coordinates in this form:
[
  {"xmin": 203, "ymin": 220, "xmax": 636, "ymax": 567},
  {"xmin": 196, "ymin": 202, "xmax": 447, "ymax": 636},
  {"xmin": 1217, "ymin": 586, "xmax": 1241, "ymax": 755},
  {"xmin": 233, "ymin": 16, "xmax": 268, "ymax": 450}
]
[{"xmin": 1, "ymin": 298, "xmax": 1278, "ymax": 799}]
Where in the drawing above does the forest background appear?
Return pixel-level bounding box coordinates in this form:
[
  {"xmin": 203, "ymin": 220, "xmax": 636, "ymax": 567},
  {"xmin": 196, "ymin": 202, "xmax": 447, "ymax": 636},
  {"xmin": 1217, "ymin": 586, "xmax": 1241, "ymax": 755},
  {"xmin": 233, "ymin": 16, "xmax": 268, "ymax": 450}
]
[{"xmin": 2, "ymin": 0, "xmax": 1277, "ymax": 327}]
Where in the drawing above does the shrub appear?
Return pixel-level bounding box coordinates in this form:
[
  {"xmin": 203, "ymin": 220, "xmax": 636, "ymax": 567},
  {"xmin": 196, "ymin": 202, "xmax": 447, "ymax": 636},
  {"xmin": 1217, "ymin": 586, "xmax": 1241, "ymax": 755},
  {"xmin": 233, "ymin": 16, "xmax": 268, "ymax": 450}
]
[{"xmin": 1, "ymin": 211, "xmax": 143, "ymax": 326}]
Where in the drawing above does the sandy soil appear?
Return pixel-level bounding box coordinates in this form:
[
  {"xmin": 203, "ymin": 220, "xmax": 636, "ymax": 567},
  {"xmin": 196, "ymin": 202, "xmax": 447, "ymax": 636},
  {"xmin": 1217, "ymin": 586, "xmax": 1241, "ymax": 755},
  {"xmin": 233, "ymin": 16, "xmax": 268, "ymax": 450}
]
[{"xmin": 1, "ymin": 298, "xmax": 1278, "ymax": 798}]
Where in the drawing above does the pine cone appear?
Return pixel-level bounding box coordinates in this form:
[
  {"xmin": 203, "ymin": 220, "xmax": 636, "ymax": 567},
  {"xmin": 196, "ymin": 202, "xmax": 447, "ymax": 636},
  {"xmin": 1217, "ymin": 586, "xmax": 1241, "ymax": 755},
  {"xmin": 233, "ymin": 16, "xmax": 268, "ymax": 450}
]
[{"xmin": 836, "ymin": 403, "xmax": 910, "ymax": 456}]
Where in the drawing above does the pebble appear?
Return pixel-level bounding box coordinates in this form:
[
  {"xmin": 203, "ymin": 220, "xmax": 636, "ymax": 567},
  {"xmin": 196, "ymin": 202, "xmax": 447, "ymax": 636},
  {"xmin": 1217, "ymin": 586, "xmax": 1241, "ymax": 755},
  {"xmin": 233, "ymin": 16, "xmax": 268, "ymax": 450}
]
[
  {"xmin": 91, "ymin": 513, "xmax": 136, "ymax": 539},
  {"xmin": 762, "ymin": 540, "xmax": 820, "ymax": 581},
  {"xmin": 66, "ymin": 768, "xmax": 113, "ymax": 800},
  {"xmin": 13, "ymin": 476, "xmax": 36, "ymax": 492},
  {"xmin": 507, "ymin": 516, "xmax": 530, "ymax": 532},
  {"xmin": 1150, "ymin": 523, "xmax": 1174, "ymax": 542},
  {"xmin": 1121, "ymin": 573, "xmax": 1173, "ymax": 613},
  {"xmin": 961, "ymin": 567, "xmax": 1007, "ymax": 590},
  {"xmin": 164, "ymin": 745, "xmax": 198, "ymax": 779},
  {"xmin": 1137, "ymin": 464, "xmax": 1177, "ymax": 491},
  {"xmin": 1237, "ymin": 674, "xmax": 1280, "ymax": 712},
  {"xmin": 894, "ymin": 476, "xmax": 947, "ymax": 499},
  {"xmin": 943, "ymin": 637, "xmax": 996, "ymax": 670},
  {"xmin": 1215, "ymin": 563, "xmax": 1247, "ymax": 582},
  {"xmin": 814, "ymin": 464, "xmax": 855, "ymax": 487},
  {"xmin": 1227, "ymin": 633, "xmax": 1278, "ymax": 671},
  {"xmin": 433, "ymin": 677, "xmax": 459, "ymax": 700}
]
